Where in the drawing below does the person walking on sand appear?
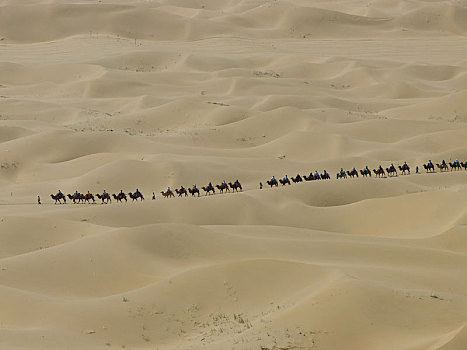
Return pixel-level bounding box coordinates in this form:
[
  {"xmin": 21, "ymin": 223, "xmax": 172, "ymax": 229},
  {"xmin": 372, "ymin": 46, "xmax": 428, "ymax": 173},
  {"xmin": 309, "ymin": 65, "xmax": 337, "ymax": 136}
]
[
  {"xmin": 259, "ymin": 182, "xmax": 263, "ymax": 189},
  {"xmin": 152, "ymin": 192, "xmax": 155, "ymax": 200},
  {"xmin": 37, "ymin": 195, "xmax": 41, "ymax": 205}
]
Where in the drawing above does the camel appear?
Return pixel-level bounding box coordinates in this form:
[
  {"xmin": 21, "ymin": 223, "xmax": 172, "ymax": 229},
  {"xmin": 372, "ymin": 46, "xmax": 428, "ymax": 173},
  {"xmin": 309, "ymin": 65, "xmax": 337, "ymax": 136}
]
[
  {"xmin": 360, "ymin": 168, "xmax": 371, "ymax": 177},
  {"xmin": 50, "ymin": 193, "xmax": 66, "ymax": 204},
  {"xmin": 321, "ymin": 172, "xmax": 330, "ymax": 180},
  {"xmin": 267, "ymin": 179, "xmax": 278, "ymax": 187},
  {"xmin": 175, "ymin": 187, "xmax": 188, "ymax": 197},
  {"xmin": 423, "ymin": 163, "xmax": 435, "ymax": 173},
  {"xmin": 96, "ymin": 193, "xmax": 111, "ymax": 204},
  {"xmin": 202, "ymin": 185, "xmax": 215, "ymax": 195},
  {"xmin": 373, "ymin": 168, "xmax": 386, "ymax": 178},
  {"xmin": 160, "ymin": 190, "xmax": 174, "ymax": 198},
  {"xmin": 398, "ymin": 164, "xmax": 410, "ymax": 175},
  {"xmin": 216, "ymin": 183, "xmax": 230, "ymax": 194},
  {"xmin": 67, "ymin": 193, "xmax": 83, "ymax": 204},
  {"xmin": 291, "ymin": 174, "xmax": 303, "ymax": 183},
  {"xmin": 228, "ymin": 180, "xmax": 242, "ymax": 192},
  {"xmin": 436, "ymin": 163, "xmax": 449, "ymax": 172},
  {"xmin": 461, "ymin": 162, "xmax": 467, "ymax": 170},
  {"xmin": 449, "ymin": 162, "xmax": 461, "ymax": 171},
  {"xmin": 112, "ymin": 193, "xmax": 127, "ymax": 203},
  {"xmin": 188, "ymin": 187, "xmax": 200, "ymax": 197},
  {"xmin": 84, "ymin": 193, "xmax": 95, "ymax": 203},
  {"xmin": 347, "ymin": 169, "xmax": 359, "ymax": 178},
  {"xmin": 128, "ymin": 192, "xmax": 144, "ymax": 201},
  {"xmin": 336, "ymin": 171, "xmax": 347, "ymax": 179},
  {"xmin": 303, "ymin": 173, "xmax": 319, "ymax": 181},
  {"xmin": 385, "ymin": 166, "xmax": 397, "ymax": 177}
]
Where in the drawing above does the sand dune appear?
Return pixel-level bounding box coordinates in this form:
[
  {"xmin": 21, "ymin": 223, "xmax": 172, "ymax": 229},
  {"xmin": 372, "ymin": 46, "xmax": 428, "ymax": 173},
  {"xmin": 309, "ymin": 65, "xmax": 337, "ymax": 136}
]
[{"xmin": 1, "ymin": 0, "xmax": 467, "ymax": 349}]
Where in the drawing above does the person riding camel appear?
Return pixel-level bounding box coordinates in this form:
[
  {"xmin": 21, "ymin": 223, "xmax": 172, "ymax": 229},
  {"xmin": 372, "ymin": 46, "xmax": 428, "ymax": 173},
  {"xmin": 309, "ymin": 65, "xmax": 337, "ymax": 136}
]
[
  {"xmin": 119, "ymin": 189, "xmax": 124, "ymax": 198},
  {"xmin": 103, "ymin": 189, "xmax": 107, "ymax": 195},
  {"xmin": 193, "ymin": 184, "xmax": 197, "ymax": 190},
  {"xmin": 167, "ymin": 187, "xmax": 172, "ymax": 195},
  {"xmin": 222, "ymin": 180, "xmax": 226, "ymax": 187},
  {"xmin": 428, "ymin": 159, "xmax": 433, "ymax": 167},
  {"xmin": 315, "ymin": 170, "xmax": 320, "ymax": 178},
  {"xmin": 87, "ymin": 190, "xmax": 91, "ymax": 196},
  {"xmin": 74, "ymin": 190, "xmax": 79, "ymax": 198},
  {"xmin": 442, "ymin": 159, "xmax": 446, "ymax": 167},
  {"xmin": 323, "ymin": 170, "xmax": 328, "ymax": 176},
  {"xmin": 208, "ymin": 182, "xmax": 212, "ymax": 189},
  {"xmin": 58, "ymin": 189, "xmax": 62, "ymax": 197},
  {"xmin": 284, "ymin": 175, "xmax": 288, "ymax": 181},
  {"xmin": 340, "ymin": 168, "xmax": 345, "ymax": 176},
  {"xmin": 455, "ymin": 159, "xmax": 459, "ymax": 166}
]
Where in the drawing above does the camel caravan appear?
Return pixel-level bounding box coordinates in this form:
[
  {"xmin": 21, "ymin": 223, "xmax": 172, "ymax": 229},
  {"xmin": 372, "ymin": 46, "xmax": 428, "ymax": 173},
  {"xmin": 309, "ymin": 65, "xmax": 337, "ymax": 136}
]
[
  {"xmin": 49, "ymin": 159, "xmax": 466, "ymax": 204},
  {"xmin": 49, "ymin": 180, "xmax": 242, "ymax": 204}
]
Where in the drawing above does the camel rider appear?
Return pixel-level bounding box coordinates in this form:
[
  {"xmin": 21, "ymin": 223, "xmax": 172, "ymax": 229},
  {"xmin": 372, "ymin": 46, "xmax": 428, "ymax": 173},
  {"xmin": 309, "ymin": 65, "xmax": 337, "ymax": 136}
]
[
  {"xmin": 209, "ymin": 182, "xmax": 212, "ymax": 189},
  {"xmin": 284, "ymin": 175, "xmax": 288, "ymax": 181},
  {"xmin": 340, "ymin": 168, "xmax": 345, "ymax": 176},
  {"xmin": 323, "ymin": 170, "xmax": 328, "ymax": 177},
  {"xmin": 379, "ymin": 165, "xmax": 383, "ymax": 171},
  {"xmin": 167, "ymin": 187, "xmax": 172, "ymax": 194},
  {"xmin": 365, "ymin": 166, "xmax": 370, "ymax": 173},
  {"xmin": 352, "ymin": 167, "xmax": 356, "ymax": 173},
  {"xmin": 74, "ymin": 190, "xmax": 79, "ymax": 197},
  {"xmin": 428, "ymin": 160, "xmax": 433, "ymax": 167},
  {"xmin": 315, "ymin": 170, "xmax": 320, "ymax": 178},
  {"xmin": 222, "ymin": 180, "xmax": 226, "ymax": 187},
  {"xmin": 119, "ymin": 189, "xmax": 124, "ymax": 197},
  {"xmin": 391, "ymin": 163, "xmax": 394, "ymax": 170},
  {"xmin": 193, "ymin": 184, "xmax": 197, "ymax": 190},
  {"xmin": 442, "ymin": 159, "xmax": 446, "ymax": 167},
  {"xmin": 455, "ymin": 159, "xmax": 459, "ymax": 166},
  {"xmin": 103, "ymin": 189, "xmax": 107, "ymax": 195},
  {"xmin": 58, "ymin": 189, "xmax": 62, "ymax": 197}
]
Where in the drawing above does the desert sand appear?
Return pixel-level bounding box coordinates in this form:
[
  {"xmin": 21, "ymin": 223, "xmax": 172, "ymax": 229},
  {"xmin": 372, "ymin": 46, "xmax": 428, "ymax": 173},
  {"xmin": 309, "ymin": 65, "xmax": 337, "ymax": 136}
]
[{"xmin": 0, "ymin": 0, "xmax": 467, "ymax": 349}]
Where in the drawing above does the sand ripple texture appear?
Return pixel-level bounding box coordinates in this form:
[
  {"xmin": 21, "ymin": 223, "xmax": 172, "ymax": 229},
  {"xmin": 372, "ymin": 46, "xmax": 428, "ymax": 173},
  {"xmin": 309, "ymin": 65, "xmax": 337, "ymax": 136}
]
[{"xmin": 0, "ymin": 0, "xmax": 467, "ymax": 349}]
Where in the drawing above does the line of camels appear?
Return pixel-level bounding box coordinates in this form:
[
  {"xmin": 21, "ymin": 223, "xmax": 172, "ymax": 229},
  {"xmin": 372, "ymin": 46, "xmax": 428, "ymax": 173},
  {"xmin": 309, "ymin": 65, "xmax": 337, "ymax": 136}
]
[{"xmin": 49, "ymin": 160, "xmax": 466, "ymax": 204}]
